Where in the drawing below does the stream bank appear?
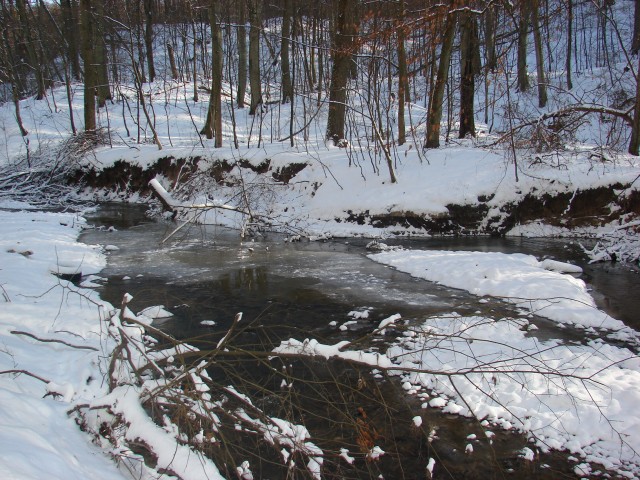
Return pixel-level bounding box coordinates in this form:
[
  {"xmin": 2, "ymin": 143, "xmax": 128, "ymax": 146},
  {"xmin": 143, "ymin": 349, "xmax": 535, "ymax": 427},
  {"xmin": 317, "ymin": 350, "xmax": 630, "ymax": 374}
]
[{"xmin": 72, "ymin": 156, "xmax": 640, "ymax": 238}]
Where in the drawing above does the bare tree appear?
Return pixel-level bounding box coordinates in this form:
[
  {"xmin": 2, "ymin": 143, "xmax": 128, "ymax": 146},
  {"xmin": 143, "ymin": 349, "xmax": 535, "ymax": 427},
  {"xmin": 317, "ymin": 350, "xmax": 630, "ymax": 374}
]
[
  {"xmin": 202, "ymin": 0, "xmax": 223, "ymax": 147},
  {"xmin": 280, "ymin": 0, "xmax": 293, "ymax": 104},
  {"xmin": 326, "ymin": 0, "xmax": 359, "ymax": 144},
  {"xmin": 531, "ymin": 0, "xmax": 547, "ymax": 108},
  {"xmin": 248, "ymin": 0, "xmax": 262, "ymax": 115},
  {"xmin": 80, "ymin": 0, "xmax": 97, "ymax": 132},
  {"xmin": 459, "ymin": 8, "xmax": 481, "ymax": 139},
  {"xmin": 236, "ymin": 0, "xmax": 247, "ymax": 108},
  {"xmin": 516, "ymin": 0, "xmax": 529, "ymax": 92},
  {"xmin": 144, "ymin": 0, "xmax": 156, "ymax": 83},
  {"xmin": 425, "ymin": 4, "xmax": 457, "ymax": 149}
]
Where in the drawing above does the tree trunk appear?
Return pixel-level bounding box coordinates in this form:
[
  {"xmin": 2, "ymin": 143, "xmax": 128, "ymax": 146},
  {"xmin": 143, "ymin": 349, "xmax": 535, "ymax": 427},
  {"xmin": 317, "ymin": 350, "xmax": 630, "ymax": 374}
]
[
  {"xmin": 531, "ymin": 0, "xmax": 547, "ymax": 108},
  {"xmin": 80, "ymin": 0, "xmax": 96, "ymax": 132},
  {"xmin": 61, "ymin": 0, "xmax": 81, "ymax": 80},
  {"xmin": 485, "ymin": 4, "xmax": 497, "ymax": 72},
  {"xmin": 167, "ymin": 42, "xmax": 179, "ymax": 80},
  {"xmin": 629, "ymin": 54, "xmax": 640, "ymax": 155},
  {"xmin": 325, "ymin": 0, "xmax": 358, "ymax": 144},
  {"xmin": 236, "ymin": 1, "xmax": 247, "ymax": 108},
  {"xmin": 459, "ymin": 10, "xmax": 480, "ymax": 139},
  {"xmin": 424, "ymin": 6, "xmax": 457, "ymax": 149},
  {"xmin": 15, "ymin": 0, "xmax": 46, "ymax": 100},
  {"xmin": 144, "ymin": 0, "xmax": 156, "ymax": 83},
  {"xmin": 0, "ymin": 22, "xmax": 28, "ymax": 136},
  {"xmin": 281, "ymin": 0, "xmax": 293, "ymax": 104},
  {"xmin": 396, "ymin": 0, "xmax": 408, "ymax": 145},
  {"xmin": 94, "ymin": 1, "xmax": 111, "ymax": 107},
  {"xmin": 202, "ymin": 0, "xmax": 223, "ymax": 147},
  {"xmin": 517, "ymin": 0, "xmax": 529, "ymax": 92},
  {"xmin": 633, "ymin": 0, "xmax": 640, "ymax": 55},
  {"xmin": 566, "ymin": 0, "xmax": 573, "ymax": 90},
  {"xmin": 248, "ymin": 0, "xmax": 262, "ymax": 115},
  {"xmin": 191, "ymin": 20, "xmax": 198, "ymax": 102}
]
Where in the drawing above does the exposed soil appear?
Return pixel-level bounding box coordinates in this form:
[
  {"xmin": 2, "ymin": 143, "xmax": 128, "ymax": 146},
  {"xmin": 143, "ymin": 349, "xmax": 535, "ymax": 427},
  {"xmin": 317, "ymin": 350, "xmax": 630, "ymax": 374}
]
[{"xmin": 71, "ymin": 158, "xmax": 639, "ymax": 235}]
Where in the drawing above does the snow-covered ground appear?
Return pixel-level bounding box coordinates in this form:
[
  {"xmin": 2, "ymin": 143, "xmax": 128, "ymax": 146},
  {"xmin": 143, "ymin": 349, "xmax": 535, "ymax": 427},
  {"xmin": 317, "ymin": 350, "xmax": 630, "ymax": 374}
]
[
  {"xmin": 0, "ymin": 204, "xmax": 126, "ymax": 479},
  {"xmin": 1, "ymin": 7, "xmax": 639, "ymax": 478}
]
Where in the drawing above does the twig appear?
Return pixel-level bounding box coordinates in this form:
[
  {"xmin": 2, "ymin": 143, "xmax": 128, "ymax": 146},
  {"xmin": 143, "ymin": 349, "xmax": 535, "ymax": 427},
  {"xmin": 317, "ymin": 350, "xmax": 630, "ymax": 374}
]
[
  {"xmin": 0, "ymin": 369, "xmax": 50, "ymax": 384},
  {"xmin": 11, "ymin": 330, "xmax": 98, "ymax": 351}
]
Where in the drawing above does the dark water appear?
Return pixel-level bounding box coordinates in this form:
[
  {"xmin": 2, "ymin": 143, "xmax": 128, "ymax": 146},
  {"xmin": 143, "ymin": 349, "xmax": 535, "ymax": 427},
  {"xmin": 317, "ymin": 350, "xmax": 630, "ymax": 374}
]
[{"xmin": 80, "ymin": 204, "xmax": 639, "ymax": 479}]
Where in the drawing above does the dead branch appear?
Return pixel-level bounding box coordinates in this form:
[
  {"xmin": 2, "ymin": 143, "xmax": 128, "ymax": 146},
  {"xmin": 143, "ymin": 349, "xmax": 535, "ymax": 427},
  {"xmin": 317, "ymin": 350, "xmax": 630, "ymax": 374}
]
[
  {"xmin": 0, "ymin": 369, "xmax": 50, "ymax": 384},
  {"xmin": 11, "ymin": 330, "xmax": 98, "ymax": 351}
]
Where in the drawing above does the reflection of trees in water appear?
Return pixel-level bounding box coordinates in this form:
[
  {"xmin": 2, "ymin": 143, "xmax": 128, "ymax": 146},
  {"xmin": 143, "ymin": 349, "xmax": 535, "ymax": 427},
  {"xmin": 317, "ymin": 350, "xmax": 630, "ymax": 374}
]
[{"xmin": 217, "ymin": 266, "xmax": 269, "ymax": 293}]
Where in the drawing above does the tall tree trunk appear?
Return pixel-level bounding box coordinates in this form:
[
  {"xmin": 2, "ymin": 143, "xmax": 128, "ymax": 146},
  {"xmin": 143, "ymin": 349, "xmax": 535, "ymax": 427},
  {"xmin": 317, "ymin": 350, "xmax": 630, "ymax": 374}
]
[
  {"xmin": 629, "ymin": 55, "xmax": 640, "ymax": 155},
  {"xmin": 281, "ymin": 0, "xmax": 293, "ymax": 104},
  {"xmin": 236, "ymin": 1, "xmax": 247, "ymax": 108},
  {"xmin": 325, "ymin": 0, "xmax": 358, "ymax": 143},
  {"xmin": 94, "ymin": 1, "xmax": 111, "ymax": 107},
  {"xmin": 485, "ymin": 4, "xmax": 497, "ymax": 72},
  {"xmin": 424, "ymin": 6, "xmax": 457, "ymax": 149},
  {"xmin": 15, "ymin": 0, "xmax": 46, "ymax": 99},
  {"xmin": 0, "ymin": 20, "xmax": 28, "ymax": 136},
  {"xmin": 531, "ymin": 0, "xmax": 547, "ymax": 108},
  {"xmin": 566, "ymin": 0, "xmax": 573, "ymax": 90},
  {"xmin": 61, "ymin": 0, "xmax": 81, "ymax": 80},
  {"xmin": 144, "ymin": 0, "xmax": 156, "ymax": 83},
  {"xmin": 167, "ymin": 42, "xmax": 179, "ymax": 80},
  {"xmin": 459, "ymin": 10, "xmax": 480, "ymax": 139},
  {"xmin": 248, "ymin": 0, "xmax": 262, "ymax": 115},
  {"xmin": 396, "ymin": 0, "xmax": 408, "ymax": 145},
  {"xmin": 202, "ymin": 0, "xmax": 223, "ymax": 147},
  {"xmin": 191, "ymin": 19, "xmax": 198, "ymax": 102},
  {"xmin": 517, "ymin": 0, "xmax": 529, "ymax": 92},
  {"xmin": 633, "ymin": 0, "xmax": 640, "ymax": 55},
  {"xmin": 80, "ymin": 0, "xmax": 96, "ymax": 132}
]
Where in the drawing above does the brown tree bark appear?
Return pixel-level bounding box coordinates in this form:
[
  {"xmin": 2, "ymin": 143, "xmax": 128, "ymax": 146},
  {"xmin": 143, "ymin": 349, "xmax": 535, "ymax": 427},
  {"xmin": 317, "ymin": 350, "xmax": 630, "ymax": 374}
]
[
  {"xmin": 629, "ymin": 55, "xmax": 640, "ymax": 155},
  {"xmin": 325, "ymin": 0, "xmax": 358, "ymax": 144},
  {"xmin": 396, "ymin": 0, "xmax": 408, "ymax": 145},
  {"xmin": 484, "ymin": 3, "xmax": 497, "ymax": 72},
  {"xmin": 236, "ymin": 1, "xmax": 247, "ymax": 108},
  {"xmin": 248, "ymin": 0, "xmax": 262, "ymax": 115},
  {"xmin": 80, "ymin": 0, "xmax": 96, "ymax": 132},
  {"xmin": 94, "ymin": 1, "xmax": 111, "ymax": 107},
  {"xmin": 566, "ymin": 0, "xmax": 573, "ymax": 90},
  {"xmin": 531, "ymin": 0, "xmax": 547, "ymax": 108},
  {"xmin": 634, "ymin": 0, "xmax": 640, "ymax": 55},
  {"xmin": 202, "ymin": 0, "xmax": 223, "ymax": 147},
  {"xmin": 144, "ymin": 0, "xmax": 156, "ymax": 83},
  {"xmin": 517, "ymin": 0, "xmax": 529, "ymax": 92},
  {"xmin": 424, "ymin": 5, "xmax": 457, "ymax": 149},
  {"xmin": 61, "ymin": 0, "xmax": 81, "ymax": 80},
  {"xmin": 459, "ymin": 10, "xmax": 481, "ymax": 139},
  {"xmin": 281, "ymin": 0, "xmax": 293, "ymax": 104},
  {"xmin": 15, "ymin": 0, "xmax": 46, "ymax": 100}
]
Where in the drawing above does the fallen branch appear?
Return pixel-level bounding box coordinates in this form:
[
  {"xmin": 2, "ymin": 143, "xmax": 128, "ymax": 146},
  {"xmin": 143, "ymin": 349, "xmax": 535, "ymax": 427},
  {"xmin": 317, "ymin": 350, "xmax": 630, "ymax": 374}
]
[
  {"xmin": 0, "ymin": 369, "xmax": 50, "ymax": 384},
  {"xmin": 11, "ymin": 330, "xmax": 99, "ymax": 351}
]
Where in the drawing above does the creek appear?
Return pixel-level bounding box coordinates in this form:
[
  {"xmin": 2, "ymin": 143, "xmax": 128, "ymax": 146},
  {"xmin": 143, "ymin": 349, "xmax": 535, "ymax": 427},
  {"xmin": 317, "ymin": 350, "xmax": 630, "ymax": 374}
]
[{"xmin": 81, "ymin": 203, "xmax": 639, "ymax": 480}]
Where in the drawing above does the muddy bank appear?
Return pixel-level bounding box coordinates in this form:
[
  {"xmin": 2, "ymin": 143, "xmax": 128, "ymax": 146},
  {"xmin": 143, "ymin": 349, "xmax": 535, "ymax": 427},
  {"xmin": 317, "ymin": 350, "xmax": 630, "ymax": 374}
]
[{"xmin": 71, "ymin": 157, "xmax": 639, "ymax": 236}]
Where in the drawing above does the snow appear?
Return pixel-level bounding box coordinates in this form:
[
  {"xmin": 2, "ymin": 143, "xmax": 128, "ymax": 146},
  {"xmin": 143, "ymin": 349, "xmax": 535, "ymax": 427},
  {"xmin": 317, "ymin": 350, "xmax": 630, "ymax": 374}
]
[
  {"xmin": 0, "ymin": 210, "xmax": 125, "ymax": 479},
  {"xmin": 368, "ymin": 249, "xmax": 629, "ymax": 333},
  {"xmin": 0, "ymin": 5, "xmax": 639, "ymax": 479}
]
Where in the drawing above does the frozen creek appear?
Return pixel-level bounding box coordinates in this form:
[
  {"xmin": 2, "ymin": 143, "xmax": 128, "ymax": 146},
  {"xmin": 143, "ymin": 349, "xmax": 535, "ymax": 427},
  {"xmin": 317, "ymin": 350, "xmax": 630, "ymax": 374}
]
[{"xmin": 81, "ymin": 203, "xmax": 640, "ymax": 480}]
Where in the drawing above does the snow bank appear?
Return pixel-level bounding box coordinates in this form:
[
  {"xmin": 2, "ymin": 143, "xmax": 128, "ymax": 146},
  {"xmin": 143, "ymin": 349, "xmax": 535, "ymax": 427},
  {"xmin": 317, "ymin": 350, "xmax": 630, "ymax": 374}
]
[
  {"xmin": 387, "ymin": 314, "xmax": 640, "ymax": 478},
  {"xmin": 0, "ymin": 209, "xmax": 125, "ymax": 479},
  {"xmin": 369, "ymin": 249, "xmax": 629, "ymax": 332}
]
